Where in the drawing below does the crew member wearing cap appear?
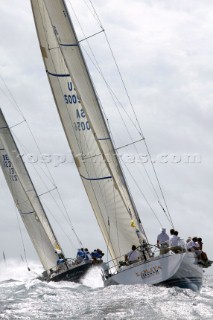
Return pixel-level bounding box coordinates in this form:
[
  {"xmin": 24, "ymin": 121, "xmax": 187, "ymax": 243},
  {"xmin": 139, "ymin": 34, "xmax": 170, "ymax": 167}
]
[{"xmin": 157, "ymin": 228, "xmax": 169, "ymax": 248}]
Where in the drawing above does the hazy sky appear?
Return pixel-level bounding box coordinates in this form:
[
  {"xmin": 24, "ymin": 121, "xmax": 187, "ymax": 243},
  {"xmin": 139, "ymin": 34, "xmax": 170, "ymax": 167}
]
[{"xmin": 0, "ymin": 0, "xmax": 212, "ymax": 274}]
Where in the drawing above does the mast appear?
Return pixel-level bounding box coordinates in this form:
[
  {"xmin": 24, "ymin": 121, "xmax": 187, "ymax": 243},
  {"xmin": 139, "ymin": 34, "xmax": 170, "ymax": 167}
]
[
  {"xmin": 31, "ymin": 0, "xmax": 148, "ymax": 264},
  {"xmin": 0, "ymin": 109, "xmax": 61, "ymax": 271}
]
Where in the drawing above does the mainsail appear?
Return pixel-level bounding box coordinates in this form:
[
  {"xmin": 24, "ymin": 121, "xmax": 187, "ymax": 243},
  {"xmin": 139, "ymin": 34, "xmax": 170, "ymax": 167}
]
[
  {"xmin": 31, "ymin": 0, "xmax": 148, "ymax": 264},
  {"xmin": 0, "ymin": 109, "xmax": 60, "ymax": 271}
]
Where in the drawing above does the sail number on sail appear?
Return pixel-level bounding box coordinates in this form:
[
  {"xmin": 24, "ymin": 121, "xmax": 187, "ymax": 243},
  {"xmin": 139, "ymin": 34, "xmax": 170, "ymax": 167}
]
[
  {"xmin": 2, "ymin": 154, "xmax": 18, "ymax": 181},
  {"xmin": 73, "ymin": 109, "xmax": 90, "ymax": 131},
  {"xmin": 64, "ymin": 82, "xmax": 90, "ymax": 132}
]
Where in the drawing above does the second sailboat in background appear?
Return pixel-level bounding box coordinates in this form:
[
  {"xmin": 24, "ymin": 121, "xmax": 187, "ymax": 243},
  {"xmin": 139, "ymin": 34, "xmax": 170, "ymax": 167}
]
[{"xmin": 0, "ymin": 108, "xmax": 92, "ymax": 282}]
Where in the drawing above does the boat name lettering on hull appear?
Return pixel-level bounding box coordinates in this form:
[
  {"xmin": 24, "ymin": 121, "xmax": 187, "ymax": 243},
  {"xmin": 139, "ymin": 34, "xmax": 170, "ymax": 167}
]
[{"xmin": 136, "ymin": 266, "xmax": 162, "ymax": 279}]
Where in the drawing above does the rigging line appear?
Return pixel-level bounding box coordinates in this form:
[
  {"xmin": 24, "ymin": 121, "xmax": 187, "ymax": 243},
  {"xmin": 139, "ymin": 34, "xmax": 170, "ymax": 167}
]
[
  {"xmin": 69, "ymin": 0, "xmax": 141, "ymax": 134},
  {"xmin": 106, "ymin": 117, "xmax": 162, "ymax": 218},
  {"xmin": 113, "ymin": 184, "xmax": 121, "ymax": 257},
  {"xmin": 37, "ymin": 215, "xmax": 50, "ymax": 270},
  {"xmin": 71, "ymin": 11, "xmax": 139, "ymax": 132},
  {"xmin": 9, "ymin": 120, "xmax": 26, "ymax": 129},
  {"xmin": 8, "ymin": 107, "xmax": 80, "ymax": 241},
  {"xmin": 83, "ymin": 0, "xmax": 103, "ymax": 28},
  {"xmin": 115, "ymin": 138, "xmax": 144, "ymax": 151},
  {"xmin": 45, "ymin": 1, "xmax": 144, "ymax": 258},
  {"xmin": 103, "ymin": 51, "xmax": 171, "ymax": 225},
  {"xmin": 102, "ymin": 33, "xmax": 173, "ymax": 226},
  {"xmin": 13, "ymin": 202, "xmax": 30, "ymax": 271},
  {"xmin": 0, "ymin": 75, "xmax": 25, "ymax": 117},
  {"xmin": 121, "ymin": 159, "xmax": 163, "ymax": 228},
  {"xmin": 6, "ymin": 73, "xmax": 80, "ymax": 240},
  {"xmin": 44, "ymin": 187, "xmax": 78, "ymax": 238},
  {"xmin": 0, "ymin": 87, "xmax": 14, "ymax": 108},
  {"xmin": 78, "ymin": 36, "xmax": 163, "ymax": 204},
  {"xmin": 159, "ymin": 200, "xmax": 173, "ymax": 226},
  {"xmin": 130, "ymin": 142, "xmax": 162, "ymax": 204},
  {"xmin": 46, "ymin": 65, "xmax": 111, "ymax": 248},
  {"xmin": 12, "ymin": 133, "xmax": 57, "ymax": 191},
  {"xmin": 85, "ymin": 67, "xmax": 162, "ymax": 212},
  {"xmin": 41, "ymin": 21, "xmax": 114, "ymax": 253},
  {"xmin": 43, "ymin": 4, "xmax": 113, "ymax": 238},
  {"xmin": 63, "ymin": 112, "xmax": 115, "ymax": 251},
  {"xmin": 67, "ymin": 0, "xmax": 103, "ymax": 30},
  {"xmin": 5, "ymin": 161, "xmax": 34, "ymax": 264},
  {"xmin": 51, "ymin": 186, "xmax": 83, "ymax": 247},
  {"xmin": 0, "ymin": 81, "xmax": 83, "ymax": 233},
  {"xmin": 0, "ymin": 75, "xmax": 55, "ymax": 187},
  {"xmin": 125, "ymin": 142, "xmax": 173, "ymax": 225},
  {"xmin": 38, "ymin": 187, "xmax": 57, "ymax": 197},
  {"xmin": 79, "ymin": 30, "xmax": 104, "ymax": 43},
  {"xmin": 39, "ymin": 4, "xmax": 112, "ymax": 250},
  {"xmin": 12, "ymin": 118, "xmax": 80, "ymax": 241},
  {"xmin": 100, "ymin": 34, "xmax": 166, "ymax": 202},
  {"xmin": 11, "ymin": 124, "xmax": 82, "ymax": 241},
  {"xmin": 81, "ymin": 45, "xmax": 144, "ymax": 137},
  {"xmin": 106, "ymin": 216, "xmax": 110, "ymax": 263},
  {"xmin": 143, "ymin": 138, "xmax": 174, "ymax": 227},
  {"xmin": 3, "ymin": 251, "xmax": 6, "ymax": 265},
  {"xmin": 42, "ymin": 200, "xmax": 78, "ymax": 250},
  {"xmin": 76, "ymin": 44, "xmax": 143, "ymax": 218},
  {"xmin": 82, "ymin": 2, "xmax": 173, "ymax": 224},
  {"xmin": 66, "ymin": 2, "xmax": 114, "ymax": 147},
  {"xmin": 106, "ymin": 120, "xmax": 149, "ymax": 239},
  {"xmin": 66, "ymin": 2, "xmax": 151, "ymax": 213},
  {"xmin": 102, "ymin": 33, "xmax": 141, "ymax": 133},
  {"xmin": 44, "ymin": 10, "xmax": 130, "ymax": 258}
]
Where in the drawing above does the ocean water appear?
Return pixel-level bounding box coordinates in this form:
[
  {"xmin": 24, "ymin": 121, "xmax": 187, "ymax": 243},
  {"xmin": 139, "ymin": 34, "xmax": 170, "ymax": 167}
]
[{"xmin": 0, "ymin": 261, "xmax": 213, "ymax": 320}]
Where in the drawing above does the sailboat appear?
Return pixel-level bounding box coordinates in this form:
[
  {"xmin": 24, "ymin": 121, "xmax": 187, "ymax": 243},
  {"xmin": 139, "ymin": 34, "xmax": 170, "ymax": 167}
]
[
  {"xmin": 29, "ymin": 1, "xmax": 211, "ymax": 291},
  {"xmin": 0, "ymin": 108, "xmax": 92, "ymax": 282}
]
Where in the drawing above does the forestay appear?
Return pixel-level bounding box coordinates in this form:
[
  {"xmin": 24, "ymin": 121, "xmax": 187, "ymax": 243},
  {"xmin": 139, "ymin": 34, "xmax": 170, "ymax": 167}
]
[
  {"xmin": 0, "ymin": 109, "xmax": 60, "ymax": 271},
  {"xmin": 31, "ymin": 0, "xmax": 148, "ymax": 264}
]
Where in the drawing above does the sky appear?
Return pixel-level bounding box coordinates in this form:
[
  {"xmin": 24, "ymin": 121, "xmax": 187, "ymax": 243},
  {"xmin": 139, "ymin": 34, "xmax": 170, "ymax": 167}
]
[{"xmin": 0, "ymin": 0, "xmax": 212, "ymax": 274}]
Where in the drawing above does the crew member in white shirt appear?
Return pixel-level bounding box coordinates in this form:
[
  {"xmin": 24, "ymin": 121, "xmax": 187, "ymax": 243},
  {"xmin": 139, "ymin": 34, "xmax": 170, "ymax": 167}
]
[
  {"xmin": 157, "ymin": 228, "xmax": 169, "ymax": 248},
  {"xmin": 126, "ymin": 245, "xmax": 140, "ymax": 264},
  {"xmin": 186, "ymin": 237, "xmax": 200, "ymax": 252},
  {"xmin": 169, "ymin": 230, "xmax": 179, "ymax": 247}
]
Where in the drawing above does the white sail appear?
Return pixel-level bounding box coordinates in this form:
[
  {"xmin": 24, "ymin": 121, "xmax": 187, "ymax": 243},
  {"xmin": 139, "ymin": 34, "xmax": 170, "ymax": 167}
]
[
  {"xmin": 0, "ymin": 109, "xmax": 60, "ymax": 271},
  {"xmin": 31, "ymin": 1, "xmax": 148, "ymax": 264}
]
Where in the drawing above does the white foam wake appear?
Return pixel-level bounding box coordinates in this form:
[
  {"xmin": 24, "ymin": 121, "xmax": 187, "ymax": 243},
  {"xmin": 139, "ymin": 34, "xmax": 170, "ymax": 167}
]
[
  {"xmin": 80, "ymin": 265, "xmax": 104, "ymax": 288},
  {"xmin": 0, "ymin": 259, "xmax": 43, "ymax": 282}
]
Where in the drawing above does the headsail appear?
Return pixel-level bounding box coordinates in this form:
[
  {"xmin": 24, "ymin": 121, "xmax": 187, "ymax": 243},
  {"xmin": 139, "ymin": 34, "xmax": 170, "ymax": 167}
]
[
  {"xmin": 0, "ymin": 109, "xmax": 60, "ymax": 271},
  {"xmin": 31, "ymin": 0, "xmax": 148, "ymax": 264}
]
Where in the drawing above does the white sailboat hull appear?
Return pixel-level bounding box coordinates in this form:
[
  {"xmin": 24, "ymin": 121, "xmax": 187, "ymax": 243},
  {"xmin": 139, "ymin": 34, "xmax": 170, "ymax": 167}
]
[{"xmin": 104, "ymin": 252, "xmax": 203, "ymax": 291}]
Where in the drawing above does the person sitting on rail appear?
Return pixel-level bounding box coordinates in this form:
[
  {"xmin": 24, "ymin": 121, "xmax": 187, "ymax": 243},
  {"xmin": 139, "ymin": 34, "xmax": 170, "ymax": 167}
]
[
  {"xmin": 56, "ymin": 257, "xmax": 65, "ymax": 272},
  {"xmin": 186, "ymin": 237, "xmax": 200, "ymax": 252},
  {"xmin": 76, "ymin": 248, "xmax": 86, "ymax": 263},
  {"xmin": 197, "ymin": 238, "xmax": 212, "ymax": 267},
  {"xmin": 91, "ymin": 248, "xmax": 104, "ymax": 264},
  {"xmin": 84, "ymin": 248, "xmax": 92, "ymax": 261},
  {"xmin": 125, "ymin": 245, "xmax": 141, "ymax": 264}
]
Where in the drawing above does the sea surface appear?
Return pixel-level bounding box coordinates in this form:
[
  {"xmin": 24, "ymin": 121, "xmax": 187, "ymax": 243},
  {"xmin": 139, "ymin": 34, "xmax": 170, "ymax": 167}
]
[{"xmin": 0, "ymin": 261, "xmax": 212, "ymax": 320}]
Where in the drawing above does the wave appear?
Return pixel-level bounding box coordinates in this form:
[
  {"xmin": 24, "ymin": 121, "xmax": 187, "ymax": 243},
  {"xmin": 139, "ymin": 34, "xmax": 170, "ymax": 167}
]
[{"xmin": 0, "ymin": 260, "xmax": 213, "ymax": 319}]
